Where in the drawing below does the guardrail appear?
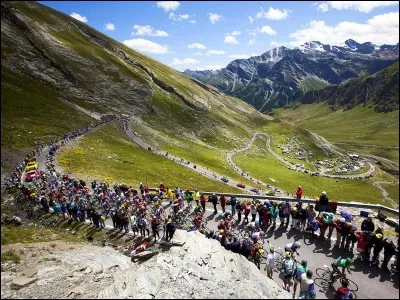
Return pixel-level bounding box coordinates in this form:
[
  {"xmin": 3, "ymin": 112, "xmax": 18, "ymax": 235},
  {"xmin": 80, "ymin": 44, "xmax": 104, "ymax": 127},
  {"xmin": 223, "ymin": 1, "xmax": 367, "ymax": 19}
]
[{"xmin": 149, "ymin": 188, "xmax": 399, "ymax": 216}]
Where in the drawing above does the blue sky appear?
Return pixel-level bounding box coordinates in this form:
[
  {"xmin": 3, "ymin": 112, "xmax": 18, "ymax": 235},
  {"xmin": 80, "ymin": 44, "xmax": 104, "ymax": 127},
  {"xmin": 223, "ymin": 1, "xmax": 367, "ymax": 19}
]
[{"xmin": 39, "ymin": 1, "xmax": 399, "ymax": 71}]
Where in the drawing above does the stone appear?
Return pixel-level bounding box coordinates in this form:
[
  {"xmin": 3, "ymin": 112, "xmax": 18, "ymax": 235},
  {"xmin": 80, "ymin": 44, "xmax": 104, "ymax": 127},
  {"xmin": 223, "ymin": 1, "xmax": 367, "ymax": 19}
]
[
  {"xmin": 22, "ymin": 267, "xmax": 38, "ymax": 278},
  {"xmin": 11, "ymin": 276, "xmax": 38, "ymax": 290},
  {"xmin": 72, "ymin": 285, "xmax": 85, "ymax": 295}
]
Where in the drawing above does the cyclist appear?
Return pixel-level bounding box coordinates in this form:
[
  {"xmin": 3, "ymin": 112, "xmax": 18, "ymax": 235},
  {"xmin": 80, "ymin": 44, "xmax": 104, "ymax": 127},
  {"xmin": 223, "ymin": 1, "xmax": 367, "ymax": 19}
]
[
  {"xmin": 293, "ymin": 260, "xmax": 308, "ymax": 298},
  {"xmin": 251, "ymin": 230, "xmax": 265, "ymax": 244},
  {"xmin": 281, "ymin": 251, "xmax": 295, "ymax": 292},
  {"xmin": 331, "ymin": 256, "xmax": 354, "ymax": 282},
  {"xmin": 251, "ymin": 241, "xmax": 264, "ymax": 261},
  {"xmin": 333, "ymin": 279, "xmax": 354, "ymax": 299},
  {"xmin": 285, "ymin": 241, "xmax": 301, "ymax": 259},
  {"xmin": 193, "ymin": 203, "xmax": 203, "ymax": 215},
  {"xmin": 192, "ymin": 213, "xmax": 203, "ymax": 229}
]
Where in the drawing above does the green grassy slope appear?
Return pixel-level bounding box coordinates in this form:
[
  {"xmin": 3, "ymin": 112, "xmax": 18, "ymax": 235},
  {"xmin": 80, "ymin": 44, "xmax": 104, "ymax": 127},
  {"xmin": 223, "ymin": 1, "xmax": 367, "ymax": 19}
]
[
  {"xmin": 56, "ymin": 122, "xmax": 243, "ymax": 193},
  {"xmin": 232, "ymin": 137, "xmax": 384, "ymax": 204}
]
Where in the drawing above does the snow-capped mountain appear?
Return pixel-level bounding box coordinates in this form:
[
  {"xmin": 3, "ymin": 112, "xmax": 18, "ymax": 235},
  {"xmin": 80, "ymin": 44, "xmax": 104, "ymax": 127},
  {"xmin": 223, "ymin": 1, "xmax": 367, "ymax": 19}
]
[{"xmin": 183, "ymin": 40, "xmax": 399, "ymax": 112}]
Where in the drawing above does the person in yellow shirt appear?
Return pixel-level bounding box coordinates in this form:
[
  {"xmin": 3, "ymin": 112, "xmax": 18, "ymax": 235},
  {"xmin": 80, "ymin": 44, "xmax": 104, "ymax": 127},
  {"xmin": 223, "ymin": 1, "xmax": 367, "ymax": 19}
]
[
  {"xmin": 193, "ymin": 188, "xmax": 200, "ymax": 206},
  {"xmin": 166, "ymin": 187, "xmax": 173, "ymax": 204}
]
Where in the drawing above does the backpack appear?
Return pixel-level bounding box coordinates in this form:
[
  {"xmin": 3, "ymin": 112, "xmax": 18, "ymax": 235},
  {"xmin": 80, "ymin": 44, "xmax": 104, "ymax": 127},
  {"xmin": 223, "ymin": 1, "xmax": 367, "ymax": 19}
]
[{"xmin": 339, "ymin": 290, "xmax": 351, "ymax": 299}]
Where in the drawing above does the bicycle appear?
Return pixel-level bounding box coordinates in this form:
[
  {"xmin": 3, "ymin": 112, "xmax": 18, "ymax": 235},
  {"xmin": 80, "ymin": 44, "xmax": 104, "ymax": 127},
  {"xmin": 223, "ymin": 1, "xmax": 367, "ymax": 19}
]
[{"xmin": 314, "ymin": 265, "xmax": 358, "ymax": 292}]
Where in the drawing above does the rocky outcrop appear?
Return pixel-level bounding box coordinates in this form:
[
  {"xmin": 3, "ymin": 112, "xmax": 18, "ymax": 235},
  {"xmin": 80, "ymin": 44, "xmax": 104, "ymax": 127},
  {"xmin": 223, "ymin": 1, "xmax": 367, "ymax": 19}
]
[
  {"xmin": 1, "ymin": 232, "xmax": 290, "ymax": 299},
  {"xmin": 99, "ymin": 230, "xmax": 290, "ymax": 299}
]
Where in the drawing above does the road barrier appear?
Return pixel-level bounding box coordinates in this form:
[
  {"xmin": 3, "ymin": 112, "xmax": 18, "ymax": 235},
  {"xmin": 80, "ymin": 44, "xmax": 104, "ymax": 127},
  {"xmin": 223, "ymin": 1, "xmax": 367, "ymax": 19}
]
[{"xmin": 149, "ymin": 188, "xmax": 399, "ymax": 216}]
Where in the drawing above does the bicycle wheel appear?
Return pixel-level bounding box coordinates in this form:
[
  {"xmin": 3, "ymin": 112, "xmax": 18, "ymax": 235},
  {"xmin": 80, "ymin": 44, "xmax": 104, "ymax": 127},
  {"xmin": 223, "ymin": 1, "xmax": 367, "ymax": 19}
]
[
  {"xmin": 351, "ymin": 291, "xmax": 357, "ymax": 299},
  {"xmin": 314, "ymin": 277, "xmax": 331, "ymax": 289},
  {"xmin": 346, "ymin": 278, "xmax": 359, "ymax": 292},
  {"xmin": 240, "ymin": 229, "xmax": 250, "ymax": 239},
  {"xmin": 316, "ymin": 267, "xmax": 331, "ymax": 280}
]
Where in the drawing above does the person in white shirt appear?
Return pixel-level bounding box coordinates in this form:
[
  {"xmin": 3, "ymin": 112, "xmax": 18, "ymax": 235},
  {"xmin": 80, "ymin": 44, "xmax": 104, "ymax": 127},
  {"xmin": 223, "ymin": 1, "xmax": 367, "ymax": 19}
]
[
  {"xmin": 264, "ymin": 241, "xmax": 275, "ymax": 279},
  {"xmin": 298, "ymin": 270, "xmax": 316, "ymax": 299}
]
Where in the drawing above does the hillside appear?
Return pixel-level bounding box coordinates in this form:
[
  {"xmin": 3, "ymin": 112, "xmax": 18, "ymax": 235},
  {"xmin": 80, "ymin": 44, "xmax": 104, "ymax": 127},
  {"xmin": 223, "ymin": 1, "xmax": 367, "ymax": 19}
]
[
  {"xmin": 1, "ymin": 229, "xmax": 290, "ymax": 299},
  {"xmin": 295, "ymin": 62, "xmax": 399, "ymax": 112},
  {"xmin": 1, "ymin": 1, "xmax": 267, "ymax": 166},
  {"xmin": 184, "ymin": 41, "xmax": 398, "ymax": 112}
]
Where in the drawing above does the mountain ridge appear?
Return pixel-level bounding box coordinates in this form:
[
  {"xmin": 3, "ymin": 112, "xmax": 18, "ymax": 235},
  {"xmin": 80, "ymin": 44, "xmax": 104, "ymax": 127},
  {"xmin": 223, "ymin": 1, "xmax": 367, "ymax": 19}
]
[{"xmin": 184, "ymin": 40, "xmax": 399, "ymax": 112}]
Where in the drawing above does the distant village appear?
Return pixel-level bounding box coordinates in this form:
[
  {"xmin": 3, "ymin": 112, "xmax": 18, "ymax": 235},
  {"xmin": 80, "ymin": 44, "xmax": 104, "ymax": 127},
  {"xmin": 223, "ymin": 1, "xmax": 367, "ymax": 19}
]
[{"xmin": 275, "ymin": 132, "xmax": 366, "ymax": 176}]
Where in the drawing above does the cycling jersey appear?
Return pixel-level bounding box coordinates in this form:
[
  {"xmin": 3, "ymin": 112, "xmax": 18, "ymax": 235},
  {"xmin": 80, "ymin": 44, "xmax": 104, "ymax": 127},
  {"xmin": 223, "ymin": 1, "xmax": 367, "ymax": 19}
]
[
  {"xmin": 281, "ymin": 258, "xmax": 294, "ymax": 275},
  {"xmin": 334, "ymin": 257, "xmax": 347, "ymax": 268}
]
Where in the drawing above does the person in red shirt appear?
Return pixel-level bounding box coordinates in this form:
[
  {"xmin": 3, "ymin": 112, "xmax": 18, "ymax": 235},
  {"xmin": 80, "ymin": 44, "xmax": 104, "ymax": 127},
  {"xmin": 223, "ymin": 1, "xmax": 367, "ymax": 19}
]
[
  {"xmin": 243, "ymin": 203, "xmax": 250, "ymax": 223},
  {"xmin": 159, "ymin": 182, "xmax": 166, "ymax": 192},
  {"xmin": 296, "ymin": 186, "xmax": 303, "ymax": 200},
  {"xmin": 200, "ymin": 194, "xmax": 207, "ymax": 212},
  {"xmin": 219, "ymin": 195, "xmax": 227, "ymax": 213},
  {"xmin": 333, "ymin": 279, "xmax": 354, "ymax": 299}
]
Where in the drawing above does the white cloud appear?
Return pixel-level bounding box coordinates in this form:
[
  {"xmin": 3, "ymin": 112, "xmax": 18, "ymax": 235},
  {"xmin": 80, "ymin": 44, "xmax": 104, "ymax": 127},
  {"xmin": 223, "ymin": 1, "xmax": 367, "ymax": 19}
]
[
  {"xmin": 248, "ymin": 16, "xmax": 254, "ymax": 24},
  {"xmin": 256, "ymin": 7, "xmax": 291, "ymax": 20},
  {"xmin": 258, "ymin": 25, "xmax": 277, "ymax": 35},
  {"xmin": 70, "ymin": 13, "xmax": 88, "ymax": 23},
  {"xmin": 230, "ymin": 30, "xmax": 241, "ymax": 36},
  {"xmin": 104, "ymin": 23, "xmax": 115, "ymax": 31},
  {"xmin": 189, "ymin": 20, "xmax": 196, "ymax": 24},
  {"xmin": 289, "ymin": 12, "xmax": 399, "ymax": 46},
  {"xmin": 209, "ymin": 12, "xmax": 222, "ymax": 24},
  {"xmin": 187, "ymin": 43, "xmax": 206, "ymax": 49},
  {"xmin": 157, "ymin": 1, "xmax": 180, "ymax": 12},
  {"xmin": 122, "ymin": 38, "xmax": 169, "ymax": 54},
  {"xmin": 132, "ymin": 25, "xmax": 168, "ymax": 37},
  {"xmin": 229, "ymin": 53, "xmax": 257, "ymax": 59},
  {"xmin": 207, "ymin": 50, "xmax": 226, "ymax": 55},
  {"xmin": 248, "ymin": 39, "xmax": 256, "ymax": 45},
  {"xmin": 169, "ymin": 12, "xmax": 194, "ymax": 22},
  {"xmin": 316, "ymin": 1, "xmax": 398, "ymax": 13},
  {"xmin": 224, "ymin": 35, "xmax": 239, "ymax": 44},
  {"xmin": 270, "ymin": 41, "xmax": 288, "ymax": 47},
  {"xmin": 171, "ymin": 58, "xmax": 199, "ymax": 66},
  {"xmin": 195, "ymin": 65, "xmax": 223, "ymax": 71},
  {"xmin": 194, "ymin": 52, "xmax": 204, "ymax": 56}
]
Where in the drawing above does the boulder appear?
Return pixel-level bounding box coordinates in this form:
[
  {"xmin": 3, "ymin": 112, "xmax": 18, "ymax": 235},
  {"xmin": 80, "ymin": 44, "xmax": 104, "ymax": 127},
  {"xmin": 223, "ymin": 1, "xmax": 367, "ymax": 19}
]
[{"xmin": 10, "ymin": 276, "xmax": 38, "ymax": 290}]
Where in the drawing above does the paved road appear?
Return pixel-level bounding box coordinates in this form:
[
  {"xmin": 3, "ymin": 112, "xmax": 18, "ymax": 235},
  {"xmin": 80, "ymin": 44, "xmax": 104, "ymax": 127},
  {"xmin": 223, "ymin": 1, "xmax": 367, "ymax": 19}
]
[
  {"xmin": 101, "ymin": 200, "xmax": 399, "ymax": 300},
  {"xmin": 122, "ymin": 118, "xmax": 271, "ymax": 196}
]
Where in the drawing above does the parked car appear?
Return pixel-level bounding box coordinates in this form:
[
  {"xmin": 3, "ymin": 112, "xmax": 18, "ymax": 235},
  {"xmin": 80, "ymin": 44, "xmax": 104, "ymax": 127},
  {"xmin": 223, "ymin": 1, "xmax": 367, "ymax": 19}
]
[
  {"xmin": 250, "ymin": 187, "xmax": 259, "ymax": 194},
  {"xmin": 221, "ymin": 177, "xmax": 229, "ymax": 183},
  {"xmin": 236, "ymin": 183, "xmax": 245, "ymax": 188},
  {"xmin": 25, "ymin": 160, "xmax": 39, "ymax": 172},
  {"xmin": 25, "ymin": 169, "xmax": 40, "ymax": 181},
  {"xmin": 274, "ymin": 188, "xmax": 281, "ymax": 193}
]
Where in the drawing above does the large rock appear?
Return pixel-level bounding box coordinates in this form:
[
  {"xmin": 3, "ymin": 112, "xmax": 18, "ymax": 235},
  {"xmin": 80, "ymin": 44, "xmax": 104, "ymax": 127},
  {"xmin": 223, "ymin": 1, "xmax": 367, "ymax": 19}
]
[
  {"xmin": 11, "ymin": 276, "xmax": 38, "ymax": 290},
  {"xmin": 98, "ymin": 230, "xmax": 291, "ymax": 299}
]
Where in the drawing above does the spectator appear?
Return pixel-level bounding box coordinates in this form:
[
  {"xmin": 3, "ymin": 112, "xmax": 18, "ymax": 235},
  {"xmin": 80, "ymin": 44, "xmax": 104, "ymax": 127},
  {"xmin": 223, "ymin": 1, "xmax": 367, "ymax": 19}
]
[
  {"xmin": 200, "ymin": 193, "xmax": 207, "ymax": 212},
  {"xmin": 361, "ymin": 217, "xmax": 375, "ymax": 233},
  {"xmin": 236, "ymin": 201, "xmax": 243, "ymax": 223},
  {"xmin": 382, "ymin": 237, "xmax": 397, "ymax": 270},
  {"xmin": 243, "ymin": 202, "xmax": 250, "ymax": 223},
  {"xmin": 318, "ymin": 191, "xmax": 329, "ymax": 216},
  {"xmin": 210, "ymin": 193, "xmax": 218, "ymax": 214},
  {"xmin": 250, "ymin": 203, "xmax": 257, "ymax": 222},
  {"xmin": 219, "ymin": 195, "xmax": 227, "ymax": 213},
  {"xmin": 230, "ymin": 196, "xmax": 237, "ymax": 216},
  {"xmin": 296, "ymin": 186, "xmax": 303, "ymax": 200}
]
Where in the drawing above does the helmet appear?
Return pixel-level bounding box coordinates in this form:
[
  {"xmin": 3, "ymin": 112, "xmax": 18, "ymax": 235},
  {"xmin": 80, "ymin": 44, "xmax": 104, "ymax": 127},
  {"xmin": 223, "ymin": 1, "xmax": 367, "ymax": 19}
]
[
  {"xmin": 340, "ymin": 217, "xmax": 346, "ymax": 223},
  {"xmin": 219, "ymin": 229, "xmax": 224, "ymax": 234},
  {"xmin": 212, "ymin": 193, "xmax": 216, "ymax": 196},
  {"xmin": 322, "ymin": 191, "xmax": 326, "ymax": 195},
  {"xmin": 346, "ymin": 257, "xmax": 354, "ymax": 265},
  {"xmin": 293, "ymin": 241, "xmax": 301, "ymax": 249},
  {"xmin": 376, "ymin": 233, "xmax": 383, "ymax": 239},
  {"xmin": 285, "ymin": 252, "xmax": 292, "ymax": 258},
  {"xmin": 301, "ymin": 260, "xmax": 308, "ymax": 267}
]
